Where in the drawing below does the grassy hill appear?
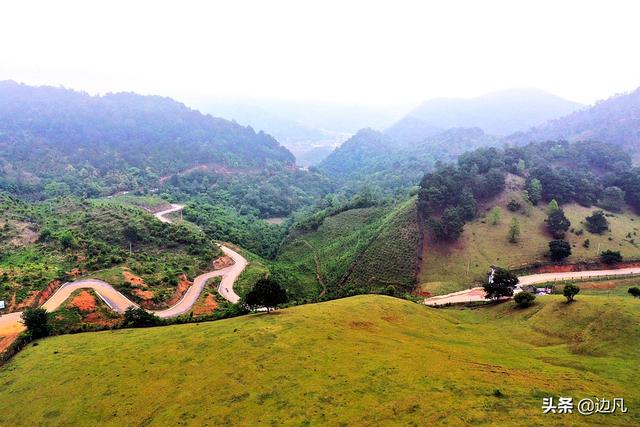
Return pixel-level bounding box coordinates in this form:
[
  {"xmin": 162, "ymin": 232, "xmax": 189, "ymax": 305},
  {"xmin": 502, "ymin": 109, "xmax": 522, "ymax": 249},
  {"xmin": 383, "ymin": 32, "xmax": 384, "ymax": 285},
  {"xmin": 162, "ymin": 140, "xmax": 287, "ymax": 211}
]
[
  {"xmin": 418, "ymin": 177, "xmax": 640, "ymax": 296},
  {"xmin": 277, "ymin": 197, "xmax": 421, "ymax": 298},
  {"xmin": 0, "ymin": 294, "xmax": 637, "ymax": 425}
]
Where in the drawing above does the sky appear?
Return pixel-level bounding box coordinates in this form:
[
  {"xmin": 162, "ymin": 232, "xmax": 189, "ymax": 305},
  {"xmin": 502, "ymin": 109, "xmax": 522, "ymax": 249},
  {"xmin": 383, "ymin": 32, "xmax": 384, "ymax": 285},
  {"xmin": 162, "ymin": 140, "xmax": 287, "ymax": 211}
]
[{"xmin": 1, "ymin": 0, "xmax": 640, "ymax": 107}]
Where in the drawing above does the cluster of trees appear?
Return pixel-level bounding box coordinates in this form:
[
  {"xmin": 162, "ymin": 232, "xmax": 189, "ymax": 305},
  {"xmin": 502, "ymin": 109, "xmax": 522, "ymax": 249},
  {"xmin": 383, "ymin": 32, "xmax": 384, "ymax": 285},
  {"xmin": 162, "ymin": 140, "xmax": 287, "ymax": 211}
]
[{"xmin": 419, "ymin": 148, "xmax": 506, "ymax": 241}]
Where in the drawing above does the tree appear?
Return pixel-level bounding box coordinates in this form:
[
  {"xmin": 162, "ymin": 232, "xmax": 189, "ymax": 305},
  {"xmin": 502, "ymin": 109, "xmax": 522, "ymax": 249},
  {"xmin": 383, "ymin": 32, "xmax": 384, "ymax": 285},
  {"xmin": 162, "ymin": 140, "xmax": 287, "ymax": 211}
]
[
  {"xmin": 563, "ymin": 283, "xmax": 580, "ymax": 302},
  {"xmin": 546, "ymin": 199, "xmax": 560, "ymax": 215},
  {"xmin": 507, "ymin": 199, "xmax": 521, "ymax": 212},
  {"xmin": 484, "ymin": 267, "xmax": 518, "ymax": 300},
  {"xmin": 21, "ymin": 307, "xmax": 51, "ymax": 338},
  {"xmin": 123, "ymin": 307, "xmax": 161, "ymax": 327},
  {"xmin": 430, "ymin": 207, "xmax": 465, "ymax": 241},
  {"xmin": 527, "ymin": 179, "xmax": 543, "ymax": 205},
  {"xmin": 600, "ymin": 250, "xmax": 623, "ymax": 265},
  {"xmin": 585, "ymin": 210, "xmax": 609, "ymax": 234},
  {"xmin": 44, "ymin": 181, "xmax": 71, "ymax": 198},
  {"xmin": 508, "ymin": 217, "xmax": 520, "ymax": 243},
  {"xmin": 488, "ymin": 207, "xmax": 502, "ymax": 225},
  {"xmin": 600, "ymin": 186, "xmax": 625, "ymax": 212},
  {"xmin": 628, "ymin": 287, "xmax": 640, "ymax": 298},
  {"xmin": 547, "ymin": 208, "xmax": 570, "ymax": 239},
  {"xmin": 549, "ymin": 239, "xmax": 571, "ymax": 261},
  {"xmin": 514, "ymin": 291, "xmax": 536, "ymax": 308},
  {"xmin": 244, "ymin": 278, "xmax": 288, "ymax": 312}
]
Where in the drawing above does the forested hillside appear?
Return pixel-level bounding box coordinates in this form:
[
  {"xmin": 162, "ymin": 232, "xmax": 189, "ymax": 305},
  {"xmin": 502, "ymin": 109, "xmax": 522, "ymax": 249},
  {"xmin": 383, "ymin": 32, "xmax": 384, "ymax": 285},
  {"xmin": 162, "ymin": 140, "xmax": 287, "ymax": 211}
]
[
  {"xmin": 319, "ymin": 127, "xmax": 500, "ymax": 192},
  {"xmin": 508, "ymin": 86, "xmax": 640, "ymax": 153}
]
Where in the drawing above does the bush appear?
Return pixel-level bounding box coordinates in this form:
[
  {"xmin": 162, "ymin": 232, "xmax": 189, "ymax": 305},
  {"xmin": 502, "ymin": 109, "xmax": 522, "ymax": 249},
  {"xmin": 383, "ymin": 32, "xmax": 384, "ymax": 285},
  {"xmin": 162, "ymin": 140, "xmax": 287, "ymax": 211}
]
[
  {"xmin": 628, "ymin": 287, "xmax": 640, "ymax": 298},
  {"xmin": 585, "ymin": 210, "xmax": 609, "ymax": 234},
  {"xmin": 549, "ymin": 239, "xmax": 571, "ymax": 261},
  {"xmin": 123, "ymin": 307, "xmax": 162, "ymax": 327},
  {"xmin": 600, "ymin": 250, "xmax": 623, "ymax": 265},
  {"xmin": 21, "ymin": 308, "xmax": 51, "ymax": 339},
  {"xmin": 563, "ymin": 283, "xmax": 580, "ymax": 302},
  {"xmin": 514, "ymin": 291, "xmax": 536, "ymax": 308}
]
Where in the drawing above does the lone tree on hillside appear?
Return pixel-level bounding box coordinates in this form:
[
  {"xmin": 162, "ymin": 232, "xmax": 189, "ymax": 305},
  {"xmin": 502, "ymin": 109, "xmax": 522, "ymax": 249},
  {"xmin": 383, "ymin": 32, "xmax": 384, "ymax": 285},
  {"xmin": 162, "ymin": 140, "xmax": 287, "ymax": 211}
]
[
  {"xmin": 563, "ymin": 283, "xmax": 580, "ymax": 303},
  {"xmin": 547, "ymin": 208, "xmax": 571, "ymax": 239},
  {"xmin": 600, "ymin": 186, "xmax": 625, "ymax": 212},
  {"xmin": 244, "ymin": 278, "xmax": 288, "ymax": 313},
  {"xmin": 585, "ymin": 210, "xmax": 609, "ymax": 234},
  {"xmin": 508, "ymin": 217, "xmax": 520, "ymax": 243},
  {"xmin": 21, "ymin": 307, "xmax": 51, "ymax": 339},
  {"xmin": 484, "ymin": 267, "xmax": 519, "ymax": 301},
  {"xmin": 514, "ymin": 291, "xmax": 536, "ymax": 308},
  {"xmin": 549, "ymin": 239, "xmax": 571, "ymax": 261},
  {"xmin": 600, "ymin": 250, "xmax": 623, "ymax": 265},
  {"xmin": 527, "ymin": 179, "xmax": 543, "ymax": 205},
  {"xmin": 488, "ymin": 207, "xmax": 502, "ymax": 225},
  {"xmin": 628, "ymin": 287, "xmax": 640, "ymax": 298}
]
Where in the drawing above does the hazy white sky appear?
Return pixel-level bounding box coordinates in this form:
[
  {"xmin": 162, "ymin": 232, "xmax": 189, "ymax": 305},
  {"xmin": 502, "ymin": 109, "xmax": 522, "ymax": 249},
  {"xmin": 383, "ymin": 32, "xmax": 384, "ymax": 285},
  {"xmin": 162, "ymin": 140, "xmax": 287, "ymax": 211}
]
[{"xmin": 1, "ymin": 0, "xmax": 639, "ymax": 106}]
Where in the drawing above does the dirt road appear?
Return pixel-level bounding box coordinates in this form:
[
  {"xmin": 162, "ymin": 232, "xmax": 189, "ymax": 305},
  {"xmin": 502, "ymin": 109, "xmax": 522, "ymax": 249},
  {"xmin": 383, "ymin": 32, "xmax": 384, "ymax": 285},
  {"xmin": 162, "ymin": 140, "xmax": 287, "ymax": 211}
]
[
  {"xmin": 0, "ymin": 204, "xmax": 246, "ymax": 335},
  {"xmin": 424, "ymin": 266, "xmax": 640, "ymax": 306}
]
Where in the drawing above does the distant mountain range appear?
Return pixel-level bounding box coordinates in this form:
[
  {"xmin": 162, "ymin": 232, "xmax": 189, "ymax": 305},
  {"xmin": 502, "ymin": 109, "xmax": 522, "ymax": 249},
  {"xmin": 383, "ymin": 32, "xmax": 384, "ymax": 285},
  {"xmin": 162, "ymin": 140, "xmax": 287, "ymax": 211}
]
[
  {"xmin": 386, "ymin": 88, "xmax": 583, "ymax": 143},
  {"xmin": 507, "ymin": 87, "xmax": 640, "ymax": 151}
]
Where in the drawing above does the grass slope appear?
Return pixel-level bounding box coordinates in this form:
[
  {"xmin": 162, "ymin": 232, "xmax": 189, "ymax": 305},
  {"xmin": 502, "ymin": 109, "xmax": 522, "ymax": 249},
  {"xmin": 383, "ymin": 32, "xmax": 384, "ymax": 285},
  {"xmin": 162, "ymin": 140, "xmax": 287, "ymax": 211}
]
[
  {"xmin": 419, "ymin": 183, "xmax": 640, "ymax": 296},
  {"xmin": 0, "ymin": 295, "xmax": 637, "ymax": 425}
]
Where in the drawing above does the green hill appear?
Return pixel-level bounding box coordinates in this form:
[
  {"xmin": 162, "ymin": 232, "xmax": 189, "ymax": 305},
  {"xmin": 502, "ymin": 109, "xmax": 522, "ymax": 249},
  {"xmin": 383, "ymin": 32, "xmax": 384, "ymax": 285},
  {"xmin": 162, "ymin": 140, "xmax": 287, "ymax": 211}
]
[
  {"xmin": 0, "ymin": 194, "xmax": 220, "ymax": 311},
  {"xmin": 1, "ymin": 294, "xmax": 637, "ymax": 425},
  {"xmin": 277, "ymin": 197, "xmax": 421, "ymax": 298}
]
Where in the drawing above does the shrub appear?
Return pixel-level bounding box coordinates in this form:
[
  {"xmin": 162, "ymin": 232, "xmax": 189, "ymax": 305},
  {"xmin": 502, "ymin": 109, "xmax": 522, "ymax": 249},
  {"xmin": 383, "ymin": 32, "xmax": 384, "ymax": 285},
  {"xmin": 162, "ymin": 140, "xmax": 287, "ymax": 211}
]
[
  {"xmin": 549, "ymin": 239, "xmax": 571, "ymax": 261},
  {"xmin": 123, "ymin": 307, "xmax": 162, "ymax": 327},
  {"xmin": 628, "ymin": 287, "xmax": 640, "ymax": 298},
  {"xmin": 563, "ymin": 283, "xmax": 580, "ymax": 302},
  {"xmin": 21, "ymin": 308, "xmax": 51, "ymax": 339},
  {"xmin": 585, "ymin": 210, "xmax": 609, "ymax": 234},
  {"xmin": 600, "ymin": 250, "xmax": 622, "ymax": 265},
  {"xmin": 514, "ymin": 291, "xmax": 536, "ymax": 308}
]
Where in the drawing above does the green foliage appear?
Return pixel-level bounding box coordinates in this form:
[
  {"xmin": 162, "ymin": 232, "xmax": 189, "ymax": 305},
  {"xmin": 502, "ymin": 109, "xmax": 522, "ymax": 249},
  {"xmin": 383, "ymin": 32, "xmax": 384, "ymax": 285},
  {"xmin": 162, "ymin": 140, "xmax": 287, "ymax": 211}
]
[
  {"xmin": 21, "ymin": 308, "xmax": 51, "ymax": 339},
  {"xmin": 508, "ymin": 217, "xmax": 520, "ymax": 243},
  {"xmin": 628, "ymin": 287, "xmax": 640, "ymax": 298},
  {"xmin": 488, "ymin": 207, "xmax": 502, "ymax": 225},
  {"xmin": 546, "ymin": 199, "xmax": 559, "ymax": 216},
  {"xmin": 429, "ymin": 207, "xmax": 464, "ymax": 241},
  {"xmin": 600, "ymin": 186, "xmax": 625, "ymax": 212},
  {"xmin": 547, "ymin": 208, "xmax": 571, "ymax": 239},
  {"xmin": 563, "ymin": 283, "xmax": 580, "ymax": 302},
  {"xmin": 484, "ymin": 267, "xmax": 518, "ymax": 300},
  {"xmin": 514, "ymin": 291, "xmax": 536, "ymax": 308},
  {"xmin": 549, "ymin": 239, "xmax": 571, "ymax": 261},
  {"xmin": 585, "ymin": 210, "xmax": 609, "ymax": 234},
  {"xmin": 244, "ymin": 278, "xmax": 288, "ymax": 312},
  {"xmin": 506, "ymin": 199, "xmax": 521, "ymax": 212},
  {"xmin": 600, "ymin": 250, "xmax": 623, "ymax": 265},
  {"xmin": 123, "ymin": 307, "xmax": 162, "ymax": 327},
  {"xmin": 527, "ymin": 179, "xmax": 543, "ymax": 205}
]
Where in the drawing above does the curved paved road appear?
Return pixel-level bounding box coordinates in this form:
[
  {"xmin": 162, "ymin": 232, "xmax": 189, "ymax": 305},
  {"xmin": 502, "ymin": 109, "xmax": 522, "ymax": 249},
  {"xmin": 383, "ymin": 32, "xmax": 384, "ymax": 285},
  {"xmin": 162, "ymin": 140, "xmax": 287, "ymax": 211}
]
[
  {"xmin": 424, "ymin": 267, "xmax": 640, "ymax": 306},
  {"xmin": 0, "ymin": 205, "xmax": 246, "ymax": 335}
]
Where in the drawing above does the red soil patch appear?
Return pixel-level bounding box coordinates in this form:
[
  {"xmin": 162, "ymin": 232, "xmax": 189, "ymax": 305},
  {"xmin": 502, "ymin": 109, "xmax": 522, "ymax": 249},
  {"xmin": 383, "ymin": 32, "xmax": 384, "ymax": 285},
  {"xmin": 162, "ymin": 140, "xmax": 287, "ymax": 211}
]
[
  {"xmin": 533, "ymin": 261, "xmax": 640, "ymax": 274},
  {"xmin": 124, "ymin": 271, "xmax": 146, "ymax": 288},
  {"xmin": 133, "ymin": 289, "xmax": 155, "ymax": 300},
  {"xmin": 70, "ymin": 290, "xmax": 97, "ymax": 312},
  {"xmin": 412, "ymin": 290, "xmax": 432, "ymax": 298},
  {"xmin": 214, "ymin": 255, "xmax": 234, "ymax": 269},
  {"xmin": 32, "ymin": 279, "xmax": 62, "ymax": 307},
  {"xmin": 579, "ymin": 281, "xmax": 620, "ymax": 290},
  {"xmin": 0, "ymin": 334, "xmax": 19, "ymax": 353},
  {"xmin": 67, "ymin": 268, "xmax": 83, "ymax": 278},
  {"xmin": 349, "ymin": 321, "xmax": 375, "ymax": 331},
  {"xmin": 164, "ymin": 274, "xmax": 192, "ymax": 307},
  {"xmin": 83, "ymin": 312, "xmax": 121, "ymax": 327},
  {"xmin": 193, "ymin": 294, "xmax": 219, "ymax": 316}
]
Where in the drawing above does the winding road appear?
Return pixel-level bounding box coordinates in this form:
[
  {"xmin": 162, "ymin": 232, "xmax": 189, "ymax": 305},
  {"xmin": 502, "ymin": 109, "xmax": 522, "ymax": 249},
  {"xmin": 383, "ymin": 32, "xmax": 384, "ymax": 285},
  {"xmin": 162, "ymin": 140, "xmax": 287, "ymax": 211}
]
[
  {"xmin": 0, "ymin": 204, "xmax": 246, "ymax": 336},
  {"xmin": 424, "ymin": 267, "xmax": 640, "ymax": 306}
]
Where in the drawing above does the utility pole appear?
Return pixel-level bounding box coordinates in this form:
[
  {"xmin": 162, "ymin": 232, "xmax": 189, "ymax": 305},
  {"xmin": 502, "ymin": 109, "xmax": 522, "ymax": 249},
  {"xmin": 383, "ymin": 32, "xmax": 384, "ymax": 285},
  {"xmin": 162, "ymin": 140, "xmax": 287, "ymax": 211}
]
[{"xmin": 129, "ymin": 241, "xmax": 132, "ymax": 256}]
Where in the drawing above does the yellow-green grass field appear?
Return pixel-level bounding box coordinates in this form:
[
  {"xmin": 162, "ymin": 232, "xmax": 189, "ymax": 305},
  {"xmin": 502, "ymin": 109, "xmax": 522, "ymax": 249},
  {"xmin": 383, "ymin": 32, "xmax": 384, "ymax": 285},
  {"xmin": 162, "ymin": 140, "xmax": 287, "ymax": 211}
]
[
  {"xmin": 419, "ymin": 184, "xmax": 640, "ymax": 296},
  {"xmin": 0, "ymin": 294, "xmax": 638, "ymax": 426}
]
